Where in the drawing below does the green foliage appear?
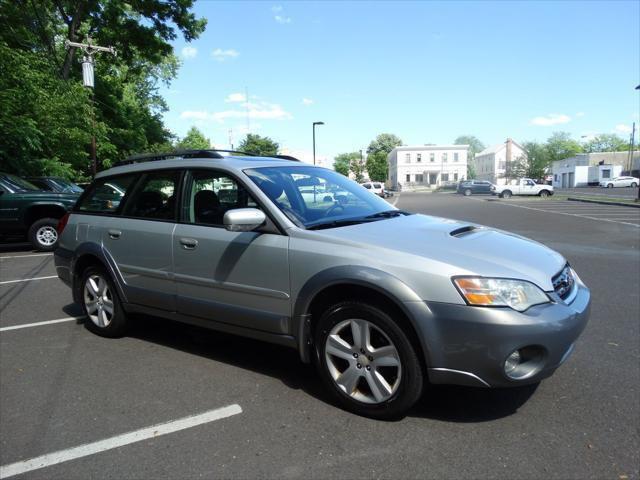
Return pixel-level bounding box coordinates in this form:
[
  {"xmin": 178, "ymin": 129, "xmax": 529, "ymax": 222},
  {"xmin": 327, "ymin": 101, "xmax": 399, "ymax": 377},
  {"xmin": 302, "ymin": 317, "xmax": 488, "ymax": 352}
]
[
  {"xmin": 366, "ymin": 151, "xmax": 389, "ymax": 182},
  {"xmin": 367, "ymin": 133, "xmax": 403, "ymax": 155},
  {"xmin": 350, "ymin": 154, "xmax": 366, "ymax": 183},
  {"xmin": 583, "ymin": 134, "xmax": 629, "ymax": 153},
  {"xmin": 176, "ymin": 126, "xmax": 211, "ymax": 150},
  {"xmin": 454, "ymin": 135, "xmax": 485, "ymax": 161},
  {"xmin": 520, "ymin": 141, "xmax": 549, "ymax": 180},
  {"xmin": 238, "ymin": 134, "xmax": 279, "ymax": 156},
  {"xmin": 0, "ymin": 0, "xmax": 205, "ymax": 179},
  {"xmin": 466, "ymin": 163, "xmax": 476, "ymax": 179},
  {"xmin": 333, "ymin": 153, "xmax": 352, "ymax": 176},
  {"xmin": 544, "ymin": 131, "xmax": 583, "ymax": 163}
]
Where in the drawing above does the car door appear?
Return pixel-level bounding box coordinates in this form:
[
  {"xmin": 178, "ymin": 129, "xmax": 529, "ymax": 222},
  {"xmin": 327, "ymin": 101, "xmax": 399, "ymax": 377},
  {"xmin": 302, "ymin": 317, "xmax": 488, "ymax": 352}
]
[
  {"xmin": 99, "ymin": 170, "xmax": 180, "ymax": 312},
  {"xmin": 173, "ymin": 169, "xmax": 290, "ymax": 335}
]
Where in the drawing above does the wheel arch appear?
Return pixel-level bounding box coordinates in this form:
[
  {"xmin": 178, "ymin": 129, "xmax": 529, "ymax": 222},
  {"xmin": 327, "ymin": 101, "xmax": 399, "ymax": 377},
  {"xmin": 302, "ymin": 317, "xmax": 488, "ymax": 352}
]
[
  {"xmin": 71, "ymin": 243, "xmax": 128, "ymax": 305},
  {"xmin": 293, "ymin": 266, "xmax": 431, "ymax": 369},
  {"xmin": 22, "ymin": 203, "xmax": 68, "ymax": 228}
]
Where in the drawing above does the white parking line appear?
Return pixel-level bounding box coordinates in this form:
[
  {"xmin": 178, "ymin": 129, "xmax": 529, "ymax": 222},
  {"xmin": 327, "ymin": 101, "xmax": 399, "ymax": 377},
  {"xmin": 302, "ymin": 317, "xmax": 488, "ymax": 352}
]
[
  {"xmin": 0, "ymin": 317, "xmax": 82, "ymax": 332},
  {"xmin": 495, "ymin": 202, "xmax": 640, "ymax": 228},
  {"xmin": 0, "ymin": 253, "xmax": 53, "ymax": 260},
  {"xmin": 0, "ymin": 276, "xmax": 58, "ymax": 285},
  {"xmin": 0, "ymin": 404, "xmax": 242, "ymax": 479}
]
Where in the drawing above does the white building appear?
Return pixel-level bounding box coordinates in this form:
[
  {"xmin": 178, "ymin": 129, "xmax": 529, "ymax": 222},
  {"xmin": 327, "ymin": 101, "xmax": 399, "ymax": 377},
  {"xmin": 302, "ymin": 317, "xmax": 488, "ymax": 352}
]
[
  {"xmin": 388, "ymin": 145, "xmax": 469, "ymax": 190},
  {"xmin": 472, "ymin": 138, "xmax": 526, "ymax": 185},
  {"xmin": 550, "ymin": 152, "xmax": 633, "ymax": 188}
]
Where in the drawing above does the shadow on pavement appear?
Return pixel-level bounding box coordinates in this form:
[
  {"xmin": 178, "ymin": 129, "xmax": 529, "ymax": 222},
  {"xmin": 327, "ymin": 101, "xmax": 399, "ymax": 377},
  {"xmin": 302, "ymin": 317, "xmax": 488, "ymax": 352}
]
[{"xmin": 122, "ymin": 314, "xmax": 538, "ymax": 422}]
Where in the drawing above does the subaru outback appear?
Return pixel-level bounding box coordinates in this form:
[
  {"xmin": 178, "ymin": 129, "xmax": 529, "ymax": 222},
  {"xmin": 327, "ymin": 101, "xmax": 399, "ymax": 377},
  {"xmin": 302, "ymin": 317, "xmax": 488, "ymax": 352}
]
[{"xmin": 54, "ymin": 150, "xmax": 590, "ymax": 419}]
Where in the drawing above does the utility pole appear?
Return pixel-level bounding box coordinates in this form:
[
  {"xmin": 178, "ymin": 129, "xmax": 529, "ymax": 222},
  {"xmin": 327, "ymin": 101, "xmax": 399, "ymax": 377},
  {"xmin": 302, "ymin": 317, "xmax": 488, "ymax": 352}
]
[{"xmin": 65, "ymin": 38, "xmax": 116, "ymax": 177}]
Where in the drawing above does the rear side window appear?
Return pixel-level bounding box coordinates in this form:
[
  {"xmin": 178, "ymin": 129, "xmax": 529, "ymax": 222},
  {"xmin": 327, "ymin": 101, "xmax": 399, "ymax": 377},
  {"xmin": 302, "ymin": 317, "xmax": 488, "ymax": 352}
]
[
  {"xmin": 77, "ymin": 174, "xmax": 138, "ymax": 213},
  {"xmin": 373, "ymin": 183, "xmax": 382, "ymax": 189},
  {"xmin": 124, "ymin": 170, "xmax": 180, "ymax": 220}
]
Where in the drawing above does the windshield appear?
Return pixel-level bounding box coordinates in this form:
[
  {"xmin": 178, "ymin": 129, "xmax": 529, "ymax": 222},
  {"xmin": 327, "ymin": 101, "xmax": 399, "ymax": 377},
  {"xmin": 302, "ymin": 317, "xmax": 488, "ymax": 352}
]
[
  {"xmin": 49, "ymin": 178, "xmax": 84, "ymax": 193},
  {"xmin": 245, "ymin": 166, "xmax": 396, "ymax": 229},
  {"xmin": 1, "ymin": 174, "xmax": 39, "ymax": 192}
]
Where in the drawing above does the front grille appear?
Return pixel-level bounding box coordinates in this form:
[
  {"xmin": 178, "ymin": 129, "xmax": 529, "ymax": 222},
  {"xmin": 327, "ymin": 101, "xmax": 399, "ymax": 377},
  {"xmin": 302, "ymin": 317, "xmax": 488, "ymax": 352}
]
[{"xmin": 552, "ymin": 264, "xmax": 575, "ymax": 300}]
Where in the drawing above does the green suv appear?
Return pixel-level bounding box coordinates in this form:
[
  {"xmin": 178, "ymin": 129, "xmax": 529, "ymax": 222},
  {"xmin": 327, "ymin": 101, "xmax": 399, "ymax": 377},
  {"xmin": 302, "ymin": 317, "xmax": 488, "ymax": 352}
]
[{"xmin": 0, "ymin": 173, "xmax": 80, "ymax": 251}]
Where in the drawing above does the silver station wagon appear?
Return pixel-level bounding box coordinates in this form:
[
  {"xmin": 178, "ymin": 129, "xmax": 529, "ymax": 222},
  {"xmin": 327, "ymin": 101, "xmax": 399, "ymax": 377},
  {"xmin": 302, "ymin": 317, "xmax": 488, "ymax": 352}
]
[{"xmin": 54, "ymin": 150, "xmax": 590, "ymax": 419}]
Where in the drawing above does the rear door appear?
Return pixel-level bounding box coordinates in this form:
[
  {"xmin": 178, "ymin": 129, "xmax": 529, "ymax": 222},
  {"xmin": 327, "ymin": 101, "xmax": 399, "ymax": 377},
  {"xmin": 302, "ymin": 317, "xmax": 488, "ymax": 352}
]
[
  {"xmin": 173, "ymin": 169, "xmax": 290, "ymax": 334},
  {"xmin": 100, "ymin": 170, "xmax": 181, "ymax": 311}
]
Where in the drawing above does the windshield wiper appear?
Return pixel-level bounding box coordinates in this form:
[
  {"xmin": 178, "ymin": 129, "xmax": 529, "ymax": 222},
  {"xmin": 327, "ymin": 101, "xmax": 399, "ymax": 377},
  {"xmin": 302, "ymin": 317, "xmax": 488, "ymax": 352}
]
[
  {"xmin": 307, "ymin": 218, "xmax": 376, "ymax": 230},
  {"xmin": 364, "ymin": 210, "xmax": 409, "ymax": 219}
]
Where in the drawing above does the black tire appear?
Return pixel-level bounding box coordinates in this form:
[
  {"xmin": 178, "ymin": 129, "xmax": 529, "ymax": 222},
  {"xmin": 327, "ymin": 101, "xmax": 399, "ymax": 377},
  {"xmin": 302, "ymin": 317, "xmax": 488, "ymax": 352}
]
[
  {"xmin": 501, "ymin": 190, "xmax": 512, "ymax": 199},
  {"xmin": 464, "ymin": 189, "xmax": 472, "ymax": 196},
  {"xmin": 314, "ymin": 301, "xmax": 424, "ymax": 419},
  {"xmin": 27, "ymin": 217, "xmax": 59, "ymax": 251},
  {"xmin": 80, "ymin": 266, "xmax": 128, "ymax": 338},
  {"xmin": 631, "ymin": 182, "xmax": 638, "ymax": 188},
  {"xmin": 607, "ymin": 183, "xmax": 613, "ymax": 188},
  {"xmin": 539, "ymin": 190, "xmax": 550, "ymax": 198}
]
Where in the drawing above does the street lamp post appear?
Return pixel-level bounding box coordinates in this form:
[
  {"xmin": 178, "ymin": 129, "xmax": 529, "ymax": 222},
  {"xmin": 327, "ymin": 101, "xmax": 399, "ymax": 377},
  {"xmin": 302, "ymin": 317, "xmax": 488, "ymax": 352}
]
[
  {"xmin": 636, "ymin": 86, "xmax": 639, "ymax": 202},
  {"xmin": 312, "ymin": 121, "xmax": 324, "ymax": 166}
]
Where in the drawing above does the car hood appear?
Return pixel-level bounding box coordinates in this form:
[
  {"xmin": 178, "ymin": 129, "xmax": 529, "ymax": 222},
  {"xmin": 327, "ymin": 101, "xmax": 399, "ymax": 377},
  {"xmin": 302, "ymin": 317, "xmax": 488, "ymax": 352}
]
[{"xmin": 314, "ymin": 213, "xmax": 566, "ymax": 291}]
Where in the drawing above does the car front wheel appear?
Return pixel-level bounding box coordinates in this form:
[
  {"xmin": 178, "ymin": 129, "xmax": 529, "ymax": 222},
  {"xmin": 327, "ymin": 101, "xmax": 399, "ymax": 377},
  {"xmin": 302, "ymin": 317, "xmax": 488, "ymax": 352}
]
[
  {"xmin": 464, "ymin": 189, "xmax": 472, "ymax": 196},
  {"xmin": 314, "ymin": 301, "xmax": 424, "ymax": 419},
  {"xmin": 539, "ymin": 190, "xmax": 550, "ymax": 198},
  {"xmin": 500, "ymin": 190, "xmax": 512, "ymax": 199},
  {"xmin": 631, "ymin": 182, "xmax": 638, "ymax": 188},
  {"xmin": 607, "ymin": 184, "xmax": 613, "ymax": 188},
  {"xmin": 28, "ymin": 218, "xmax": 59, "ymax": 251},
  {"xmin": 81, "ymin": 266, "xmax": 128, "ymax": 337}
]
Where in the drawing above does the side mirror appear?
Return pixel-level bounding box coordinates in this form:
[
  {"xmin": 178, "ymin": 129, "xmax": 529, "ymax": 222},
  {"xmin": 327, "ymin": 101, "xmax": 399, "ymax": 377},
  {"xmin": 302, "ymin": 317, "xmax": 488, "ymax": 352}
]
[{"xmin": 223, "ymin": 208, "xmax": 266, "ymax": 232}]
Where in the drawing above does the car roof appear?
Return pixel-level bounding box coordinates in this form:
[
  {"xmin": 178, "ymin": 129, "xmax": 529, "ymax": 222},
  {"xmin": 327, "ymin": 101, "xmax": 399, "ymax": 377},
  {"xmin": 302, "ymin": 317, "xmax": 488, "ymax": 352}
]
[{"xmin": 96, "ymin": 155, "xmax": 316, "ymax": 179}]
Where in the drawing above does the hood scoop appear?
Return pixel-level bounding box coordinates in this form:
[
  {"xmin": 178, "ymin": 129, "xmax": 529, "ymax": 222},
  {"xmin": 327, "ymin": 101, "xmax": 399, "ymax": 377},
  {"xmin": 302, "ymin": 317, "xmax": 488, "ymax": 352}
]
[{"xmin": 449, "ymin": 225, "xmax": 482, "ymax": 238}]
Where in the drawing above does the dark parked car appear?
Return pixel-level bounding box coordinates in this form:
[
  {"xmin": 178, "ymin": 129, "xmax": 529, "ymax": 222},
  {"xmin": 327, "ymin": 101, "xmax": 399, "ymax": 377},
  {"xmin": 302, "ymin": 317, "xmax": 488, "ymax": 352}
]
[
  {"xmin": 25, "ymin": 176, "xmax": 85, "ymax": 194},
  {"xmin": 0, "ymin": 173, "xmax": 80, "ymax": 251},
  {"xmin": 457, "ymin": 180, "xmax": 494, "ymax": 196}
]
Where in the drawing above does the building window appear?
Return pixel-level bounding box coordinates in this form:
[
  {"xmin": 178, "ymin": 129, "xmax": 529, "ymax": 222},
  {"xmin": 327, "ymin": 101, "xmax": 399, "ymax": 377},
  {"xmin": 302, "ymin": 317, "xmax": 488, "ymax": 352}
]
[
  {"xmin": 415, "ymin": 174, "xmax": 424, "ymax": 183},
  {"xmin": 554, "ymin": 174, "xmax": 558, "ymax": 181},
  {"xmin": 442, "ymin": 153, "xmax": 448, "ymax": 163},
  {"xmin": 405, "ymin": 153, "xmax": 411, "ymax": 163},
  {"xmin": 441, "ymin": 173, "xmax": 449, "ymax": 182},
  {"xmin": 454, "ymin": 152, "xmax": 459, "ymax": 162},
  {"xmin": 602, "ymin": 169, "xmax": 611, "ymax": 178},
  {"xmin": 406, "ymin": 174, "xmax": 411, "ymax": 182},
  {"xmin": 429, "ymin": 153, "xmax": 435, "ymax": 162},
  {"xmin": 417, "ymin": 153, "xmax": 422, "ymax": 163},
  {"xmin": 454, "ymin": 173, "xmax": 458, "ymax": 181}
]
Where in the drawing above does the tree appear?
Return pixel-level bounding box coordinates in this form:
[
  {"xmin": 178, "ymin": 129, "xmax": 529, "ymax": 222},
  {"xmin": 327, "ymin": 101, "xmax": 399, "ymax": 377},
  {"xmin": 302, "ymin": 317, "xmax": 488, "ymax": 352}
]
[
  {"xmin": 545, "ymin": 132, "xmax": 583, "ymax": 163},
  {"xmin": 176, "ymin": 126, "xmax": 210, "ymax": 150},
  {"xmin": 521, "ymin": 141, "xmax": 550, "ymax": 180},
  {"xmin": 350, "ymin": 153, "xmax": 366, "ymax": 183},
  {"xmin": 333, "ymin": 153, "xmax": 352, "ymax": 176},
  {"xmin": 583, "ymin": 134, "xmax": 629, "ymax": 153},
  {"xmin": 238, "ymin": 134, "xmax": 279, "ymax": 156},
  {"xmin": 454, "ymin": 135, "xmax": 485, "ymax": 162},
  {"xmin": 466, "ymin": 163, "xmax": 476, "ymax": 180},
  {"xmin": 366, "ymin": 151, "xmax": 389, "ymax": 182},
  {"xmin": 367, "ymin": 133, "xmax": 402, "ymax": 155}
]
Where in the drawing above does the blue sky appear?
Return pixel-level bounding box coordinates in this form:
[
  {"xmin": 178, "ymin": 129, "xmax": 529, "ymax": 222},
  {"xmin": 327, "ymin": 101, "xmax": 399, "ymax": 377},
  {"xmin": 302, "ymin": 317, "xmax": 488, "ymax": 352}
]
[{"xmin": 160, "ymin": 0, "xmax": 640, "ymax": 162}]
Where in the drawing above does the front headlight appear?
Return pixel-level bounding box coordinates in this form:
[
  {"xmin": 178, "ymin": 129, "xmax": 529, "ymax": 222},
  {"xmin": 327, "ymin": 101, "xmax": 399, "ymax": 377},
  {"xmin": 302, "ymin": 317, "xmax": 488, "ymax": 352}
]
[{"xmin": 453, "ymin": 277, "xmax": 550, "ymax": 312}]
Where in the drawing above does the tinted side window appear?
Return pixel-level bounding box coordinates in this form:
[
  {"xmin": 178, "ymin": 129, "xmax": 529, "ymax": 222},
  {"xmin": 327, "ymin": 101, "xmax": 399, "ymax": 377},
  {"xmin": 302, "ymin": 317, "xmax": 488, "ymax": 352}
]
[
  {"xmin": 185, "ymin": 170, "xmax": 258, "ymax": 226},
  {"xmin": 77, "ymin": 174, "xmax": 138, "ymax": 213},
  {"xmin": 124, "ymin": 171, "xmax": 180, "ymax": 220}
]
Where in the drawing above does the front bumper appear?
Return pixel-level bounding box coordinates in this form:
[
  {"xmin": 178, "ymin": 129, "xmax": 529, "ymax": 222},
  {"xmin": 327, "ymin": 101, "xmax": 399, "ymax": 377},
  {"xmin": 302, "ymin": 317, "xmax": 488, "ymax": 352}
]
[{"xmin": 405, "ymin": 283, "xmax": 590, "ymax": 388}]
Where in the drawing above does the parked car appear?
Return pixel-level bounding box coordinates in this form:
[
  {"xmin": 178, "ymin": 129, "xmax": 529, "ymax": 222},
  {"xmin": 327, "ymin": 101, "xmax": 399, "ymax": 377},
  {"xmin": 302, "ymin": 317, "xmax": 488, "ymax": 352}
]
[
  {"xmin": 0, "ymin": 173, "xmax": 80, "ymax": 250},
  {"xmin": 360, "ymin": 181, "xmax": 385, "ymax": 197},
  {"xmin": 54, "ymin": 150, "xmax": 590, "ymax": 419},
  {"xmin": 25, "ymin": 176, "xmax": 85, "ymax": 194},
  {"xmin": 492, "ymin": 178, "xmax": 554, "ymax": 198},
  {"xmin": 457, "ymin": 180, "xmax": 494, "ymax": 196},
  {"xmin": 599, "ymin": 176, "xmax": 639, "ymax": 188}
]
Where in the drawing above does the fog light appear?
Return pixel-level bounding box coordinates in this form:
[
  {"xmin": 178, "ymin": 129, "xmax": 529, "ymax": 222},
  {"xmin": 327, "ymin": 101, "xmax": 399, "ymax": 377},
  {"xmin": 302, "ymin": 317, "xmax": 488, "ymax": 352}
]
[{"xmin": 504, "ymin": 350, "xmax": 521, "ymax": 376}]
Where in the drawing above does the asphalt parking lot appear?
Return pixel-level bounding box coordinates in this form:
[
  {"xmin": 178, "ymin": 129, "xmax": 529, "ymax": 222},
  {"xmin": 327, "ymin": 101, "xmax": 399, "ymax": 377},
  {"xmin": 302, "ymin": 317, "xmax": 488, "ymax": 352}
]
[
  {"xmin": 556, "ymin": 186, "xmax": 640, "ymax": 199},
  {"xmin": 1, "ymin": 193, "xmax": 639, "ymax": 480}
]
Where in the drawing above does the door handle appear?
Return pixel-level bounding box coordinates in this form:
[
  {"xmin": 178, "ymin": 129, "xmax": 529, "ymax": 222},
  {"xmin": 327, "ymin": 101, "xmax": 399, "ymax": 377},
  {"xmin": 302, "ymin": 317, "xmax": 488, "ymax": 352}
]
[
  {"xmin": 179, "ymin": 237, "xmax": 198, "ymax": 249},
  {"xmin": 108, "ymin": 229, "xmax": 122, "ymax": 239}
]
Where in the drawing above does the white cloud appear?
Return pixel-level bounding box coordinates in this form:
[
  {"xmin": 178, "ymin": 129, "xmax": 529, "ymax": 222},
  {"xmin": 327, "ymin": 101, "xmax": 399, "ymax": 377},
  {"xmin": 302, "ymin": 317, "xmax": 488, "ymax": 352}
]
[
  {"xmin": 575, "ymin": 112, "xmax": 585, "ymax": 117},
  {"xmin": 225, "ymin": 93, "xmax": 247, "ymax": 103},
  {"xmin": 275, "ymin": 15, "xmax": 291, "ymax": 24},
  {"xmin": 180, "ymin": 101, "xmax": 292, "ymax": 123},
  {"xmin": 212, "ymin": 48, "xmax": 239, "ymax": 61},
  {"xmin": 530, "ymin": 113, "xmax": 571, "ymax": 126},
  {"xmin": 181, "ymin": 46, "xmax": 198, "ymax": 59},
  {"xmin": 615, "ymin": 124, "xmax": 634, "ymax": 134},
  {"xmin": 272, "ymin": 5, "xmax": 283, "ymax": 12},
  {"xmin": 272, "ymin": 4, "xmax": 291, "ymax": 23},
  {"xmin": 302, "ymin": 98, "xmax": 314, "ymax": 105}
]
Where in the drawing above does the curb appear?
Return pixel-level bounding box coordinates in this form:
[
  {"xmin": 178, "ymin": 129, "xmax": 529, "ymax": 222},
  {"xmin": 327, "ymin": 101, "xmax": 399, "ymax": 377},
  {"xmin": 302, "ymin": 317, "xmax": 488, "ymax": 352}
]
[{"xmin": 567, "ymin": 197, "xmax": 640, "ymax": 208}]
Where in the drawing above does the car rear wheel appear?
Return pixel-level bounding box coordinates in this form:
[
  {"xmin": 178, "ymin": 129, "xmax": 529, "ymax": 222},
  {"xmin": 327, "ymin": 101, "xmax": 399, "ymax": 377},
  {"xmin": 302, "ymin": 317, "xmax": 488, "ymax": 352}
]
[
  {"xmin": 501, "ymin": 190, "xmax": 512, "ymax": 199},
  {"xmin": 28, "ymin": 218, "xmax": 59, "ymax": 251},
  {"xmin": 539, "ymin": 190, "xmax": 550, "ymax": 198},
  {"xmin": 631, "ymin": 182, "xmax": 638, "ymax": 188},
  {"xmin": 607, "ymin": 183, "xmax": 613, "ymax": 188},
  {"xmin": 314, "ymin": 301, "xmax": 424, "ymax": 419},
  {"xmin": 81, "ymin": 267, "xmax": 128, "ymax": 338},
  {"xmin": 464, "ymin": 189, "xmax": 472, "ymax": 196}
]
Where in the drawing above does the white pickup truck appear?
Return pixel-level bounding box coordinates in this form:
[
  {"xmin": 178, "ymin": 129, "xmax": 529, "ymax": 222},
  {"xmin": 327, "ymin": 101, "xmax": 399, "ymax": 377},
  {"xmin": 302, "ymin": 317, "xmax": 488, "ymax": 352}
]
[{"xmin": 491, "ymin": 178, "xmax": 554, "ymax": 198}]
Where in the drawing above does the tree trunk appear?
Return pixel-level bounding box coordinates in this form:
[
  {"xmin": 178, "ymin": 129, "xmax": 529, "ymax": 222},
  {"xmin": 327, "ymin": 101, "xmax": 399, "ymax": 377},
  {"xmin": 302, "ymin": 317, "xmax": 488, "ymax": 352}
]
[{"xmin": 61, "ymin": 1, "xmax": 87, "ymax": 80}]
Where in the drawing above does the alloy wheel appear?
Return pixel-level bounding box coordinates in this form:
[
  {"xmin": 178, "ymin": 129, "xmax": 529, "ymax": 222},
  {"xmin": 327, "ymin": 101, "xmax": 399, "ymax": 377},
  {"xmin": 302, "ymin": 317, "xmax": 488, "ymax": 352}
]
[
  {"xmin": 83, "ymin": 274, "xmax": 114, "ymax": 328},
  {"xmin": 324, "ymin": 318, "xmax": 402, "ymax": 404},
  {"xmin": 36, "ymin": 226, "xmax": 57, "ymax": 247}
]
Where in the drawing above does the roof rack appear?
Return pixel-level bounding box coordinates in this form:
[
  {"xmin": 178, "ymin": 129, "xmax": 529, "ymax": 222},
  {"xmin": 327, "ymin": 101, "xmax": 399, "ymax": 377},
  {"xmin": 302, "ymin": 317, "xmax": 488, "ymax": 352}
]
[{"xmin": 116, "ymin": 149, "xmax": 300, "ymax": 166}]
